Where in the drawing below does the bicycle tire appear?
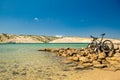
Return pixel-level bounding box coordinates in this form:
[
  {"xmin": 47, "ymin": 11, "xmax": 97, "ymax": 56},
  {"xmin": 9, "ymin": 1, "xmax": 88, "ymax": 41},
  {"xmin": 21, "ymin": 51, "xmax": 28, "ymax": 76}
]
[
  {"xmin": 87, "ymin": 40, "xmax": 97, "ymax": 51},
  {"xmin": 102, "ymin": 40, "xmax": 114, "ymax": 52}
]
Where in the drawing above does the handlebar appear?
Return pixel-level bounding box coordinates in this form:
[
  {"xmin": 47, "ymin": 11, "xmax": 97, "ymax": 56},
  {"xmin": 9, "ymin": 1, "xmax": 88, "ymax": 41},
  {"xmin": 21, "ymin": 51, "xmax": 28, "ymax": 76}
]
[
  {"xmin": 90, "ymin": 33, "xmax": 105, "ymax": 41},
  {"xmin": 90, "ymin": 35, "xmax": 98, "ymax": 40},
  {"xmin": 90, "ymin": 33, "xmax": 105, "ymax": 40}
]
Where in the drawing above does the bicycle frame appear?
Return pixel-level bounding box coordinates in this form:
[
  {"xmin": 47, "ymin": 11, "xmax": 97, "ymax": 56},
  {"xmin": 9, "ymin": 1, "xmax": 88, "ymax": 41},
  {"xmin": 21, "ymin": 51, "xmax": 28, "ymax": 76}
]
[
  {"xmin": 91, "ymin": 33, "xmax": 105, "ymax": 45},
  {"xmin": 99, "ymin": 33, "xmax": 105, "ymax": 44},
  {"xmin": 89, "ymin": 33, "xmax": 106, "ymax": 52}
]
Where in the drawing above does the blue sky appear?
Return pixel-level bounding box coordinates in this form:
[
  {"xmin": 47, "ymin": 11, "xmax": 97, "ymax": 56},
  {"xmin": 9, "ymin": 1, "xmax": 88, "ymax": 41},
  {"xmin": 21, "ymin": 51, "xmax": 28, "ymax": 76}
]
[{"xmin": 0, "ymin": 0, "xmax": 120, "ymax": 38}]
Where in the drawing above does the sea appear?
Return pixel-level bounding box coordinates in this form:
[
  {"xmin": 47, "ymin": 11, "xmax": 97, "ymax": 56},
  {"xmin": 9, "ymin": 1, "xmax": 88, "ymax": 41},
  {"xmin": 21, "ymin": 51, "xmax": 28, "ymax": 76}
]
[
  {"xmin": 0, "ymin": 43, "xmax": 88, "ymax": 79},
  {"xmin": 0, "ymin": 43, "xmax": 88, "ymax": 54}
]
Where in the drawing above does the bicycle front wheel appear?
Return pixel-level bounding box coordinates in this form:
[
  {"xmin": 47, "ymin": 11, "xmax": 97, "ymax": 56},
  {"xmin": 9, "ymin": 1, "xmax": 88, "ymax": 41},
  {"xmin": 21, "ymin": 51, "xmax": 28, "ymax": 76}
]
[
  {"xmin": 102, "ymin": 40, "xmax": 114, "ymax": 52},
  {"xmin": 87, "ymin": 40, "xmax": 97, "ymax": 51}
]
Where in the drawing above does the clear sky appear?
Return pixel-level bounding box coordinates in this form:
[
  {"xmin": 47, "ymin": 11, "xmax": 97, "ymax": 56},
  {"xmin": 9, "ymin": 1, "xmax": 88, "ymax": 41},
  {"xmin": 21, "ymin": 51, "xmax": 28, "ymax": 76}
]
[{"xmin": 0, "ymin": 0, "xmax": 120, "ymax": 38}]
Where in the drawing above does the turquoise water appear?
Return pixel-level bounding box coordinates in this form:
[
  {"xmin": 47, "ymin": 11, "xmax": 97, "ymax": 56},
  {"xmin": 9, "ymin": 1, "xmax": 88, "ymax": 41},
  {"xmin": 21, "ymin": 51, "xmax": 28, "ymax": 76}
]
[
  {"xmin": 0, "ymin": 43, "xmax": 88, "ymax": 54},
  {"xmin": 0, "ymin": 43, "xmax": 88, "ymax": 80}
]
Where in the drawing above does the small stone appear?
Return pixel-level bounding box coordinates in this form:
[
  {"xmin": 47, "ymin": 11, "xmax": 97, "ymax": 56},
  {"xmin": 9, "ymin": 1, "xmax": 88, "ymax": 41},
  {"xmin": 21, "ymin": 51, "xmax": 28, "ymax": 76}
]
[
  {"xmin": 107, "ymin": 57, "xmax": 120, "ymax": 61},
  {"xmin": 72, "ymin": 56, "xmax": 79, "ymax": 61},
  {"xmin": 93, "ymin": 64, "xmax": 107, "ymax": 68},
  {"xmin": 74, "ymin": 65, "xmax": 85, "ymax": 70},
  {"xmin": 88, "ymin": 54, "xmax": 98, "ymax": 61},
  {"xmin": 114, "ymin": 53, "xmax": 120, "ymax": 57},
  {"xmin": 98, "ymin": 52, "xmax": 106, "ymax": 59},
  {"xmin": 92, "ymin": 61, "xmax": 100, "ymax": 65},
  {"xmin": 82, "ymin": 63, "xmax": 93, "ymax": 68},
  {"xmin": 21, "ymin": 72, "xmax": 27, "ymax": 75},
  {"xmin": 107, "ymin": 60, "xmax": 119, "ymax": 65},
  {"xmin": 79, "ymin": 57, "xmax": 90, "ymax": 63},
  {"xmin": 62, "ymin": 59, "xmax": 73, "ymax": 64},
  {"xmin": 0, "ymin": 69, "xmax": 7, "ymax": 73},
  {"xmin": 102, "ymin": 60, "xmax": 109, "ymax": 64},
  {"xmin": 61, "ymin": 53, "xmax": 67, "ymax": 57},
  {"xmin": 67, "ymin": 50, "xmax": 73, "ymax": 56},
  {"xmin": 12, "ymin": 71, "xmax": 19, "ymax": 75},
  {"xmin": 59, "ymin": 49, "xmax": 64, "ymax": 53},
  {"xmin": 51, "ymin": 49, "xmax": 59, "ymax": 53}
]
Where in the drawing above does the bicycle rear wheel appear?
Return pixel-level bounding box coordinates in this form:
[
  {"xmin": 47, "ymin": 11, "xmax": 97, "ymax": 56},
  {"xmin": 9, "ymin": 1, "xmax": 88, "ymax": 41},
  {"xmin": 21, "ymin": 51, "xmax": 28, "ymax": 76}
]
[{"xmin": 102, "ymin": 40, "xmax": 114, "ymax": 52}]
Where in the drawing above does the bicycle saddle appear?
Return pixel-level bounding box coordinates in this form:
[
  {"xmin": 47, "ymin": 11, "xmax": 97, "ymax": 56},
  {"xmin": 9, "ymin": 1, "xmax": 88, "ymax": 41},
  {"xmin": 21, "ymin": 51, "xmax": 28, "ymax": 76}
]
[
  {"xmin": 90, "ymin": 35, "xmax": 98, "ymax": 40},
  {"xmin": 101, "ymin": 33, "xmax": 105, "ymax": 36}
]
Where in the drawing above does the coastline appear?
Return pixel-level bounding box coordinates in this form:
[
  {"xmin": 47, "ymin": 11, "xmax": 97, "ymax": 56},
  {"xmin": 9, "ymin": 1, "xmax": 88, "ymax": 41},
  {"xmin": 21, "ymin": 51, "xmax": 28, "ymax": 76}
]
[{"xmin": 0, "ymin": 43, "xmax": 120, "ymax": 80}]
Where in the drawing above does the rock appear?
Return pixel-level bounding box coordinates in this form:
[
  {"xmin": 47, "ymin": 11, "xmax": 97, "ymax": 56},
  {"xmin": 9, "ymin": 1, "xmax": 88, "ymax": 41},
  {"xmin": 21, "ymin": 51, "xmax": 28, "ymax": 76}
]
[
  {"xmin": 20, "ymin": 71, "xmax": 27, "ymax": 75},
  {"xmin": 113, "ymin": 53, "xmax": 120, "ymax": 57},
  {"xmin": 74, "ymin": 65, "xmax": 85, "ymax": 70},
  {"xmin": 59, "ymin": 49, "xmax": 64, "ymax": 53},
  {"xmin": 76, "ymin": 51, "xmax": 81, "ymax": 55},
  {"xmin": 37, "ymin": 47, "xmax": 120, "ymax": 70},
  {"xmin": 88, "ymin": 54, "xmax": 98, "ymax": 61},
  {"xmin": 61, "ymin": 53, "xmax": 67, "ymax": 57},
  {"xmin": 114, "ymin": 44, "xmax": 120, "ymax": 50},
  {"xmin": 107, "ymin": 57, "xmax": 120, "ymax": 61},
  {"xmin": 107, "ymin": 60, "xmax": 119, "ymax": 65},
  {"xmin": 12, "ymin": 70, "xmax": 19, "ymax": 75},
  {"xmin": 79, "ymin": 51, "xmax": 86, "ymax": 56},
  {"xmin": 13, "ymin": 63, "xmax": 19, "ymax": 68},
  {"xmin": 93, "ymin": 64, "xmax": 107, "ymax": 68},
  {"xmin": 67, "ymin": 62, "xmax": 78, "ymax": 67},
  {"xmin": 92, "ymin": 61, "xmax": 100, "ymax": 65},
  {"xmin": 79, "ymin": 57, "xmax": 90, "ymax": 63},
  {"xmin": 38, "ymin": 48, "xmax": 51, "ymax": 52},
  {"xmin": 115, "ymin": 50, "xmax": 120, "ymax": 53},
  {"xmin": 80, "ymin": 48, "xmax": 86, "ymax": 51},
  {"xmin": 0, "ymin": 69, "xmax": 7, "ymax": 73},
  {"xmin": 103, "ymin": 65, "xmax": 118, "ymax": 72},
  {"xmin": 101, "ymin": 60, "xmax": 109, "ymax": 64},
  {"xmin": 72, "ymin": 56, "xmax": 79, "ymax": 61},
  {"xmin": 62, "ymin": 59, "xmax": 73, "ymax": 64},
  {"xmin": 82, "ymin": 63, "xmax": 93, "ymax": 68},
  {"xmin": 38, "ymin": 49, "xmax": 46, "ymax": 51},
  {"xmin": 67, "ymin": 50, "xmax": 73, "ymax": 56},
  {"xmin": 51, "ymin": 49, "xmax": 59, "ymax": 53},
  {"xmin": 98, "ymin": 52, "xmax": 106, "ymax": 59}
]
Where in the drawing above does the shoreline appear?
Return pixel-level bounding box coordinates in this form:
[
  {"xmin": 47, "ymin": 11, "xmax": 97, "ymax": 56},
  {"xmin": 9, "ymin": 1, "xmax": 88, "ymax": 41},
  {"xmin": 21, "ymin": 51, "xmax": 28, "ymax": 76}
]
[
  {"xmin": 38, "ymin": 47, "xmax": 120, "ymax": 71},
  {"xmin": 0, "ymin": 43, "xmax": 120, "ymax": 80}
]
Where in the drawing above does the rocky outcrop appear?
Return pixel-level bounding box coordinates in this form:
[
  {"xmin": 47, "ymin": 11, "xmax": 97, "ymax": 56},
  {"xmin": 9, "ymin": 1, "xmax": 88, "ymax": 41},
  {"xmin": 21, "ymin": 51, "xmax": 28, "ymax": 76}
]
[
  {"xmin": 38, "ymin": 47, "xmax": 120, "ymax": 71},
  {"xmin": 0, "ymin": 33, "xmax": 59, "ymax": 43}
]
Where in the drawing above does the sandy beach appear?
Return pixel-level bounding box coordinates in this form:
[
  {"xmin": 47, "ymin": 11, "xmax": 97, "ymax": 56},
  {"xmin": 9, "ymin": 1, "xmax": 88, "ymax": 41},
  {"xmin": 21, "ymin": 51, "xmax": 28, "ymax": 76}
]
[{"xmin": 0, "ymin": 53, "xmax": 120, "ymax": 80}]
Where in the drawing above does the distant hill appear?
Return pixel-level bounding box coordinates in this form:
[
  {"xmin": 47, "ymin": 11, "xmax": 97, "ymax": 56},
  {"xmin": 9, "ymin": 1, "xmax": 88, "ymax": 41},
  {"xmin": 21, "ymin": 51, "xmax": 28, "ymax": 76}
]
[
  {"xmin": 0, "ymin": 33, "xmax": 60, "ymax": 43},
  {"xmin": 0, "ymin": 33, "xmax": 120, "ymax": 43}
]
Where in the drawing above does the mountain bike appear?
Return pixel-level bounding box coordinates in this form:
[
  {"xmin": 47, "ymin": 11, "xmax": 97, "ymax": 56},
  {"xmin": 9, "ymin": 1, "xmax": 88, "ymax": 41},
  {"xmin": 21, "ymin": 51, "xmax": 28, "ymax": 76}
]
[{"xmin": 87, "ymin": 33, "xmax": 114, "ymax": 53}]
